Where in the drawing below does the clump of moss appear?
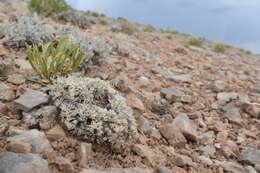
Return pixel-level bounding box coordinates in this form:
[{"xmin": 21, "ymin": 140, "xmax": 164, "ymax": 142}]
[
  {"xmin": 188, "ymin": 37, "xmax": 203, "ymax": 47},
  {"xmin": 51, "ymin": 76, "xmax": 137, "ymax": 146},
  {"xmin": 28, "ymin": 0, "xmax": 70, "ymax": 16},
  {"xmin": 213, "ymin": 43, "xmax": 227, "ymax": 53}
]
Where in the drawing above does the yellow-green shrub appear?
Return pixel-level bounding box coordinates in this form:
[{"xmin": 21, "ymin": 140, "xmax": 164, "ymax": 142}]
[
  {"xmin": 213, "ymin": 43, "xmax": 227, "ymax": 53},
  {"xmin": 28, "ymin": 0, "xmax": 70, "ymax": 16},
  {"xmin": 188, "ymin": 37, "xmax": 203, "ymax": 47},
  {"xmin": 118, "ymin": 18, "xmax": 136, "ymax": 35},
  {"xmin": 27, "ymin": 38, "xmax": 87, "ymax": 82}
]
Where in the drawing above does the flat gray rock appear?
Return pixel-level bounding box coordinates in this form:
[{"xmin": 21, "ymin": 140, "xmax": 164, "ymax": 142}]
[
  {"xmin": 14, "ymin": 90, "xmax": 49, "ymax": 112},
  {"xmin": 160, "ymin": 88, "xmax": 185, "ymax": 103},
  {"xmin": 7, "ymin": 129, "xmax": 53, "ymax": 154},
  {"xmin": 0, "ymin": 152, "xmax": 51, "ymax": 173},
  {"xmin": 217, "ymin": 92, "xmax": 238, "ymax": 104},
  {"xmin": 224, "ymin": 107, "xmax": 243, "ymax": 125},
  {"xmin": 172, "ymin": 113, "xmax": 197, "ymax": 142},
  {"xmin": 240, "ymin": 148, "xmax": 260, "ymax": 165},
  {"xmin": 221, "ymin": 161, "xmax": 246, "ymax": 173}
]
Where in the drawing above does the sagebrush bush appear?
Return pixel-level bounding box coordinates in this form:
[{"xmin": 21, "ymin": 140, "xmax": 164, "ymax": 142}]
[
  {"xmin": 213, "ymin": 43, "xmax": 227, "ymax": 53},
  {"xmin": 2, "ymin": 14, "xmax": 54, "ymax": 48},
  {"xmin": 51, "ymin": 76, "xmax": 137, "ymax": 145},
  {"xmin": 188, "ymin": 37, "xmax": 203, "ymax": 47},
  {"xmin": 27, "ymin": 38, "xmax": 87, "ymax": 82},
  {"xmin": 28, "ymin": 0, "xmax": 70, "ymax": 16}
]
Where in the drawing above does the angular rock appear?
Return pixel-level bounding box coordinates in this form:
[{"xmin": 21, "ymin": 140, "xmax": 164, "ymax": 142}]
[
  {"xmin": 199, "ymin": 145, "xmax": 216, "ymax": 157},
  {"xmin": 159, "ymin": 123, "xmax": 187, "ymax": 148},
  {"xmin": 138, "ymin": 116, "xmax": 153, "ymax": 135},
  {"xmin": 126, "ymin": 93, "xmax": 145, "ymax": 112},
  {"xmin": 14, "ymin": 90, "xmax": 49, "ymax": 112},
  {"xmin": 0, "ymin": 152, "xmax": 51, "ymax": 173},
  {"xmin": 217, "ymin": 92, "xmax": 238, "ymax": 104},
  {"xmin": 151, "ymin": 101, "xmax": 171, "ymax": 116},
  {"xmin": 152, "ymin": 67, "xmax": 191, "ymax": 83},
  {"xmin": 81, "ymin": 168, "xmax": 152, "ymax": 173},
  {"xmin": 221, "ymin": 161, "xmax": 246, "ymax": 173},
  {"xmin": 156, "ymin": 167, "xmax": 172, "ymax": 173},
  {"xmin": 0, "ymin": 117, "xmax": 8, "ymax": 135},
  {"xmin": 15, "ymin": 59, "xmax": 33, "ymax": 71},
  {"xmin": 172, "ymin": 153, "xmax": 195, "ymax": 167},
  {"xmin": 7, "ymin": 129, "xmax": 52, "ymax": 154},
  {"xmin": 6, "ymin": 140, "xmax": 32, "ymax": 154},
  {"xmin": 240, "ymin": 148, "xmax": 260, "ymax": 165},
  {"xmin": 55, "ymin": 156, "xmax": 74, "ymax": 172},
  {"xmin": 132, "ymin": 144, "xmax": 155, "ymax": 165},
  {"xmin": 27, "ymin": 105, "xmax": 58, "ymax": 130},
  {"xmin": 170, "ymin": 74, "xmax": 192, "ymax": 83},
  {"xmin": 243, "ymin": 104, "xmax": 260, "ymax": 118},
  {"xmin": 7, "ymin": 74, "xmax": 26, "ymax": 85},
  {"xmin": 246, "ymin": 166, "xmax": 258, "ymax": 173},
  {"xmin": 46, "ymin": 125, "xmax": 66, "ymax": 141},
  {"xmin": 160, "ymin": 88, "xmax": 185, "ymax": 103},
  {"xmin": 171, "ymin": 166, "xmax": 187, "ymax": 173},
  {"xmin": 79, "ymin": 142, "xmax": 93, "ymax": 167},
  {"xmin": 0, "ymin": 82, "xmax": 15, "ymax": 101},
  {"xmin": 196, "ymin": 155, "xmax": 213, "ymax": 166},
  {"xmin": 212, "ymin": 80, "xmax": 226, "ymax": 92},
  {"xmin": 172, "ymin": 113, "xmax": 197, "ymax": 142},
  {"xmin": 224, "ymin": 107, "xmax": 243, "ymax": 125}
]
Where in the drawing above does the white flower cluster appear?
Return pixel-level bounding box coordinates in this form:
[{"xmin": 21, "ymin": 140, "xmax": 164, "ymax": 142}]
[{"xmin": 51, "ymin": 76, "xmax": 137, "ymax": 145}]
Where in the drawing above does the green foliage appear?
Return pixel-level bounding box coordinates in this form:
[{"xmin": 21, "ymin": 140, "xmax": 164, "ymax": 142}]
[
  {"xmin": 27, "ymin": 38, "xmax": 86, "ymax": 82},
  {"xmin": 99, "ymin": 17, "xmax": 108, "ymax": 25},
  {"xmin": 213, "ymin": 43, "xmax": 227, "ymax": 53},
  {"xmin": 143, "ymin": 25, "xmax": 156, "ymax": 32},
  {"xmin": 188, "ymin": 37, "xmax": 203, "ymax": 47},
  {"xmin": 118, "ymin": 18, "xmax": 136, "ymax": 35},
  {"xmin": 28, "ymin": 0, "xmax": 70, "ymax": 16}
]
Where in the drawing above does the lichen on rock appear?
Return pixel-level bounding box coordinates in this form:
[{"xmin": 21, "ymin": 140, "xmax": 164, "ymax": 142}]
[{"xmin": 50, "ymin": 76, "xmax": 137, "ymax": 145}]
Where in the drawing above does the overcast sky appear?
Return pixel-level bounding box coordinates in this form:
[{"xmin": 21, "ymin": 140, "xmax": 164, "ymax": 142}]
[{"xmin": 67, "ymin": 0, "xmax": 260, "ymax": 53}]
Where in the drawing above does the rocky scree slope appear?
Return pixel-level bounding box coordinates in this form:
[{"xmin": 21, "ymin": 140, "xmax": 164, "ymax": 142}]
[{"xmin": 0, "ymin": 1, "xmax": 260, "ymax": 173}]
